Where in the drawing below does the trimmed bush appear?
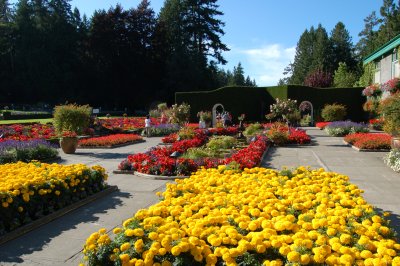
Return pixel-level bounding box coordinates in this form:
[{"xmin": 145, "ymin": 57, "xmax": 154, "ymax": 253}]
[
  {"xmin": 321, "ymin": 103, "xmax": 347, "ymax": 122},
  {"xmin": 53, "ymin": 104, "xmax": 92, "ymax": 134}
]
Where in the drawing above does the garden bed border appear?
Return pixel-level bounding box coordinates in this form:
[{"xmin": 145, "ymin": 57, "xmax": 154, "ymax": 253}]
[{"xmin": 0, "ymin": 185, "xmax": 118, "ymax": 246}]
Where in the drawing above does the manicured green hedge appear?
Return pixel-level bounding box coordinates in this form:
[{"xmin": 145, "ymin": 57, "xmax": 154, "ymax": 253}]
[
  {"xmin": 175, "ymin": 85, "xmax": 366, "ymax": 123},
  {"xmin": 1, "ymin": 113, "xmax": 53, "ymax": 120}
]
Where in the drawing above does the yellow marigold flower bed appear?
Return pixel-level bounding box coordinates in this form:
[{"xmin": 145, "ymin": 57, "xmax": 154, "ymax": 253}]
[
  {"xmin": 82, "ymin": 166, "xmax": 400, "ymax": 266},
  {"xmin": 0, "ymin": 161, "xmax": 108, "ymax": 234}
]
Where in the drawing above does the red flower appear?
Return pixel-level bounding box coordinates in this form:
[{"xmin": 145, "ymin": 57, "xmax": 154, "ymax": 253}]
[
  {"xmin": 316, "ymin": 122, "xmax": 331, "ymax": 129},
  {"xmin": 79, "ymin": 134, "xmax": 142, "ymax": 147}
]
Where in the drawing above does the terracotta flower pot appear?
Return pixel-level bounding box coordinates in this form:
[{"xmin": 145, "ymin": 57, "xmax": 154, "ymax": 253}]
[
  {"xmin": 391, "ymin": 136, "xmax": 400, "ymax": 149},
  {"xmin": 60, "ymin": 137, "xmax": 78, "ymax": 154}
]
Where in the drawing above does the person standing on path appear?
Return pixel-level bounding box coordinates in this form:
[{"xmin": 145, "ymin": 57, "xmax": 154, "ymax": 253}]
[{"xmin": 144, "ymin": 115, "xmax": 151, "ymax": 137}]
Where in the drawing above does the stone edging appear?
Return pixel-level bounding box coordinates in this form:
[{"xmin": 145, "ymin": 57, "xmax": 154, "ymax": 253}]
[
  {"xmin": 77, "ymin": 140, "xmax": 145, "ymax": 149},
  {"xmin": 134, "ymin": 171, "xmax": 189, "ymax": 180},
  {"xmin": 343, "ymin": 140, "xmax": 390, "ymax": 152},
  {"xmin": 0, "ymin": 185, "xmax": 118, "ymax": 246}
]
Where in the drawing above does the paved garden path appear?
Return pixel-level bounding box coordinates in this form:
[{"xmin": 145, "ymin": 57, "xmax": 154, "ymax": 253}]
[
  {"xmin": 262, "ymin": 127, "xmax": 400, "ymax": 235},
  {"xmin": 1, "ymin": 129, "xmax": 400, "ymax": 265},
  {"xmin": 0, "ymin": 137, "xmax": 167, "ymax": 266}
]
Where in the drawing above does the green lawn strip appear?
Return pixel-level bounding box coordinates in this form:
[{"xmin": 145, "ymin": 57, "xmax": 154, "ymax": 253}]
[{"xmin": 0, "ymin": 118, "xmax": 53, "ymax": 125}]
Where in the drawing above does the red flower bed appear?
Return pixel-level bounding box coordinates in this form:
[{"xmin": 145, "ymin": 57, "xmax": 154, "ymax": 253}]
[
  {"xmin": 99, "ymin": 117, "xmax": 160, "ymax": 131},
  {"xmin": 161, "ymin": 133, "xmax": 178, "ymax": 144},
  {"xmin": 225, "ymin": 136, "xmax": 268, "ymax": 169},
  {"xmin": 344, "ymin": 133, "xmax": 391, "ymax": 150},
  {"xmin": 369, "ymin": 118, "xmax": 384, "ymax": 130},
  {"xmin": 288, "ymin": 128, "xmax": 311, "ymax": 144},
  {"xmin": 123, "ymin": 131, "xmax": 269, "ymax": 176},
  {"xmin": 78, "ymin": 134, "xmax": 143, "ymax": 147},
  {"xmin": 208, "ymin": 127, "xmax": 238, "ymax": 136},
  {"xmin": 316, "ymin": 122, "xmax": 331, "ymax": 129},
  {"xmin": 0, "ymin": 123, "xmax": 56, "ymax": 141}
]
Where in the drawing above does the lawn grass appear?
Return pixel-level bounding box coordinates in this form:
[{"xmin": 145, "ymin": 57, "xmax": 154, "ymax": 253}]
[{"xmin": 0, "ymin": 118, "xmax": 53, "ymax": 125}]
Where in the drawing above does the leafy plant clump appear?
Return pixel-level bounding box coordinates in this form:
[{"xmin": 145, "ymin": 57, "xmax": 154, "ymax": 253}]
[
  {"xmin": 243, "ymin": 123, "xmax": 263, "ymax": 137},
  {"xmin": 321, "ymin": 103, "xmax": 347, "ymax": 122},
  {"xmin": 325, "ymin": 121, "xmax": 369, "ymax": 137},
  {"xmin": 53, "ymin": 104, "xmax": 92, "ymax": 135},
  {"xmin": 384, "ymin": 149, "xmax": 400, "ymax": 172},
  {"xmin": 206, "ymin": 136, "xmax": 236, "ymax": 150}
]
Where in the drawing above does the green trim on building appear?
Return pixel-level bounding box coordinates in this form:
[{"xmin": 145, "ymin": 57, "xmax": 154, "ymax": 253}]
[{"xmin": 363, "ymin": 34, "xmax": 400, "ymax": 64}]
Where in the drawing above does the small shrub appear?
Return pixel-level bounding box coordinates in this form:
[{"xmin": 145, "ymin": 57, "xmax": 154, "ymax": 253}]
[
  {"xmin": 321, "ymin": 103, "xmax": 347, "ymax": 122},
  {"xmin": 53, "ymin": 104, "xmax": 92, "ymax": 135},
  {"xmin": 384, "ymin": 149, "xmax": 400, "ymax": 172},
  {"xmin": 243, "ymin": 123, "xmax": 263, "ymax": 137},
  {"xmin": 300, "ymin": 114, "xmax": 312, "ymax": 126},
  {"xmin": 177, "ymin": 127, "xmax": 195, "ymax": 140},
  {"xmin": 267, "ymin": 128, "xmax": 289, "ymax": 146},
  {"xmin": 325, "ymin": 121, "xmax": 369, "ymax": 136},
  {"xmin": 206, "ymin": 136, "xmax": 236, "ymax": 150},
  {"xmin": 380, "ymin": 93, "xmax": 400, "ymax": 135}
]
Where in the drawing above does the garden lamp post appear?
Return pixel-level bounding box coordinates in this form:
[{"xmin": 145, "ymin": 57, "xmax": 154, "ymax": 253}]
[{"xmin": 170, "ymin": 151, "xmax": 181, "ymax": 174}]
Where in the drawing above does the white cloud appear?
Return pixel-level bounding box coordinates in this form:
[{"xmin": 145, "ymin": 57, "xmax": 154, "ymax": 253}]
[{"xmin": 225, "ymin": 44, "xmax": 295, "ymax": 86}]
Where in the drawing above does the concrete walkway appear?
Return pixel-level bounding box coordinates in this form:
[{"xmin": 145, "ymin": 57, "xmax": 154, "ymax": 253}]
[
  {"xmin": 262, "ymin": 127, "xmax": 400, "ymax": 235},
  {"xmin": 0, "ymin": 137, "xmax": 168, "ymax": 266}
]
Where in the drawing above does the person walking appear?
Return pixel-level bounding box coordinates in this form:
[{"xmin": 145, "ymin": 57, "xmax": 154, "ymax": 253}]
[{"xmin": 144, "ymin": 115, "xmax": 151, "ymax": 137}]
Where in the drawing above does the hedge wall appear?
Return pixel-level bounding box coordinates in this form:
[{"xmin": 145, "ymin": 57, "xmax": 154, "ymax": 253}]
[{"xmin": 175, "ymin": 85, "xmax": 367, "ymax": 123}]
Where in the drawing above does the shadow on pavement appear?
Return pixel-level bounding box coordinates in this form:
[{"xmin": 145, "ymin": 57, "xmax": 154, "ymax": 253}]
[
  {"xmin": 72, "ymin": 152, "xmax": 133, "ymax": 160},
  {"xmin": 0, "ymin": 191, "xmax": 130, "ymax": 264},
  {"xmin": 375, "ymin": 207, "xmax": 400, "ymax": 240}
]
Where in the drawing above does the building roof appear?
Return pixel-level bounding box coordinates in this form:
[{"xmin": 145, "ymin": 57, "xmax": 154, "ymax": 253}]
[{"xmin": 363, "ymin": 34, "xmax": 400, "ymax": 64}]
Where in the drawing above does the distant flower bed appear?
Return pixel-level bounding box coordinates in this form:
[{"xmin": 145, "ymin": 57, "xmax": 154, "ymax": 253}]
[
  {"xmin": 0, "ymin": 139, "xmax": 58, "ymax": 164},
  {"xmin": 0, "ymin": 162, "xmax": 108, "ymax": 235},
  {"xmin": 162, "ymin": 127, "xmax": 238, "ymax": 144},
  {"xmin": 0, "ymin": 123, "xmax": 56, "ymax": 141},
  {"xmin": 344, "ymin": 133, "xmax": 391, "ymax": 150},
  {"xmin": 99, "ymin": 117, "xmax": 160, "ymax": 131},
  {"xmin": 78, "ymin": 134, "xmax": 143, "ymax": 148},
  {"xmin": 265, "ymin": 123, "xmax": 311, "ymax": 145},
  {"xmin": 316, "ymin": 122, "xmax": 331, "ymax": 129},
  {"xmin": 141, "ymin": 124, "xmax": 180, "ymax": 137},
  {"xmin": 325, "ymin": 121, "xmax": 369, "ymax": 137}
]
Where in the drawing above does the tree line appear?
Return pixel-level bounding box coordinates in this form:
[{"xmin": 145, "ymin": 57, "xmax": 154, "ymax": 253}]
[
  {"xmin": 0, "ymin": 0, "xmax": 254, "ymax": 110},
  {"xmin": 281, "ymin": 0, "xmax": 400, "ymax": 88}
]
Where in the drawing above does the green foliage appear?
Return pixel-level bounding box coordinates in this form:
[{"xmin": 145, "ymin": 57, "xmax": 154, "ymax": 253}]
[
  {"xmin": 206, "ymin": 136, "xmax": 236, "ymax": 150},
  {"xmin": 177, "ymin": 127, "xmax": 195, "ymax": 140},
  {"xmin": 300, "ymin": 114, "xmax": 312, "ymax": 126},
  {"xmin": 53, "ymin": 104, "xmax": 92, "ymax": 134},
  {"xmin": 356, "ymin": 63, "xmax": 375, "ymax": 87},
  {"xmin": 197, "ymin": 111, "xmax": 212, "ymax": 123},
  {"xmin": 333, "ymin": 62, "xmax": 359, "ymax": 87},
  {"xmin": 380, "ymin": 94, "xmax": 400, "ymax": 135},
  {"xmin": 243, "ymin": 123, "xmax": 263, "ymax": 137},
  {"xmin": 321, "ymin": 103, "xmax": 347, "ymax": 122},
  {"xmin": 181, "ymin": 147, "xmax": 223, "ymax": 159}
]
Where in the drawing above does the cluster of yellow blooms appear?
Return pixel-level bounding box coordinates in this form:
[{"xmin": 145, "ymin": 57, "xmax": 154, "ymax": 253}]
[
  {"xmin": 82, "ymin": 166, "xmax": 399, "ymax": 266},
  {"xmin": 0, "ymin": 162, "xmax": 107, "ymax": 233}
]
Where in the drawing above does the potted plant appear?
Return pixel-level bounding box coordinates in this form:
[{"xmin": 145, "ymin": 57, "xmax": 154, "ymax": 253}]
[
  {"xmin": 53, "ymin": 104, "xmax": 92, "ymax": 154},
  {"xmin": 380, "ymin": 93, "xmax": 400, "ymax": 148},
  {"xmin": 197, "ymin": 111, "xmax": 212, "ymax": 128},
  {"xmin": 59, "ymin": 130, "xmax": 78, "ymax": 154}
]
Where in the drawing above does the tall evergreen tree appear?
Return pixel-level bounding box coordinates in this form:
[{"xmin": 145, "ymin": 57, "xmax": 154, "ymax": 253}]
[
  {"xmin": 356, "ymin": 11, "xmax": 380, "ymax": 58},
  {"xmin": 330, "ymin": 22, "xmax": 357, "ymax": 71}
]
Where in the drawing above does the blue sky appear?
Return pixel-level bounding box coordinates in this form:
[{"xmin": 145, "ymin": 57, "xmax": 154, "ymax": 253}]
[{"xmin": 12, "ymin": 0, "xmax": 384, "ymax": 85}]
